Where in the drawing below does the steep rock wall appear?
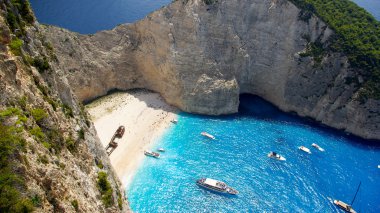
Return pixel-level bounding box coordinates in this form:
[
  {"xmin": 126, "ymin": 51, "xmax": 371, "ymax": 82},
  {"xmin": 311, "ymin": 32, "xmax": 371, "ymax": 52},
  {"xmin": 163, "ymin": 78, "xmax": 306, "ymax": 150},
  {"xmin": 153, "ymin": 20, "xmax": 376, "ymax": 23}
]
[
  {"xmin": 44, "ymin": 0, "xmax": 380, "ymax": 140},
  {"xmin": 0, "ymin": 1, "xmax": 129, "ymax": 211}
]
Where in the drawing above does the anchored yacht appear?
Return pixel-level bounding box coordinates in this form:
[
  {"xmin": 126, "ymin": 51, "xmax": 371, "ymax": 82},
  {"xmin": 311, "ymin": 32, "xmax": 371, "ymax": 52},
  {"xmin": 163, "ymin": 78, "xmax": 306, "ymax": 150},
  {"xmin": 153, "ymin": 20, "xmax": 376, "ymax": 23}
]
[
  {"xmin": 299, "ymin": 146, "xmax": 311, "ymax": 154},
  {"xmin": 196, "ymin": 178, "xmax": 238, "ymax": 195},
  {"xmin": 144, "ymin": 150, "xmax": 160, "ymax": 158},
  {"xmin": 268, "ymin": 151, "xmax": 286, "ymax": 161},
  {"xmin": 201, "ymin": 132, "xmax": 215, "ymax": 140}
]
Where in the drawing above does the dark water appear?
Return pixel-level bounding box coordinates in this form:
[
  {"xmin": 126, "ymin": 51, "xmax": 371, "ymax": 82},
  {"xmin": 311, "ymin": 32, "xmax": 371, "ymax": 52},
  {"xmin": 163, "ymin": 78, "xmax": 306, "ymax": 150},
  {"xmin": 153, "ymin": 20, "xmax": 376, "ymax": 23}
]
[
  {"xmin": 29, "ymin": 0, "xmax": 171, "ymax": 34},
  {"xmin": 352, "ymin": 0, "xmax": 380, "ymax": 20},
  {"xmin": 127, "ymin": 95, "xmax": 380, "ymax": 212},
  {"xmin": 29, "ymin": 0, "xmax": 379, "ymax": 34}
]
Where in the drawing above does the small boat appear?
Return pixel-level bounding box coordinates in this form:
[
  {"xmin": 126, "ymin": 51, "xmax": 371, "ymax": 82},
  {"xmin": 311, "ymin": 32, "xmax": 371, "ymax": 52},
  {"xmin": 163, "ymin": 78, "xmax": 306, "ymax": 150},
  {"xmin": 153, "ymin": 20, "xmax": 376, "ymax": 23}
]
[
  {"xmin": 334, "ymin": 181, "xmax": 361, "ymax": 213},
  {"xmin": 378, "ymin": 165, "xmax": 380, "ymax": 169},
  {"xmin": 299, "ymin": 146, "xmax": 311, "ymax": 154},
  {"xmin": 201, "ymin": 132, "xmax": 215, "ymax": 140},
  {"xmin": 157, "ymin": 148, "xmax": 165, "ymax": 152},
  {"xmin": 171, "ymin": 119, "xmax": 178, "ymax": 124},
  {"xmin": 267, "ymin": 151, "xmax": 286, "ymax": 161},
  {"xmin": 196, "ymin": 178, "xmax": 238, "ymax": 195},
  {"xmin": 144, "ymin": 150, "xmax": 160, "ymax": 158},
  {"xmin": 334, "ymin": 200, "xmax": 356, "ymax": 213},
  {"xmin": 115, "ymin": 126, "xmax": 125, "ymax": 138},
  {"xmin": 312, "ymin": 143, "xmax": 325, "ymax": 152}
]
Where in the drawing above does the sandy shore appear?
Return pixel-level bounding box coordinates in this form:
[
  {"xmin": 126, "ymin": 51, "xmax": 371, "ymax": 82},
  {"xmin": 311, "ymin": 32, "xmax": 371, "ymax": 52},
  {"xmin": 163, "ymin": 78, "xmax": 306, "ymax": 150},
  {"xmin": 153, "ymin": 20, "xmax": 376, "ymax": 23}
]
[{"xmin": 86, "ymin": 90, "xmax": 177, "ymax": 186}]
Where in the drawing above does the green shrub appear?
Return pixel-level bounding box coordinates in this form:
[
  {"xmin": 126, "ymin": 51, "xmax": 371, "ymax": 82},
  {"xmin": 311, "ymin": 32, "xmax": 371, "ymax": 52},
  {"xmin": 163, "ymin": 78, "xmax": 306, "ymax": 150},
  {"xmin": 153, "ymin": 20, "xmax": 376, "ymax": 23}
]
[
  {"xmin": 29, "ymin": 126, "xmax": 45, "ymax": 142},
  {"xmin": 299, "ymin": 41, "xmax": 325, "ymax": 65},
  {"xmin": 32, "ymin": 57, "xmax": 50, "ymax": 73},
  {"xmin": 0, "ymin": 123, "xmax": 34, "ymax": 212},
  {"xmin": 17, "ymin": 96, "xmax": 27, "ymax": 110},
  {"xmin": 62, "ymin": 104, "xmax": 74, "ymax": 118},
  {"xmin": 78, "ymin": 128, "xmax": 85, "ymax": 140},
  {"xmin": 66, "ymin": 137, "xmax": 76, "ymax": 153},
  {"xmin": 45, "ymin": 128, "xmax": 65, "ymax": 153},
  {"xmin": 30, "ymin": 108, "xmax": 47, "ymax": 124},
  {"xmin": 117, "ymin": 191, "xmax": 123, "ymax": 210},
  {"xmin": 71, "ymin": 200, "xmax": 79, "ymax": 211},
  {"xmin": 0, "ymin": 107, "xmax": 21, "ymax": 118},
  {"xmin": 37, "ymin": 154, "xmax": 49, "ymax": 164},
  {"xmin": 10, "ymin": 0, "xmax": 34, "ymax": 24},
  {"xmin": 6, "ymin": 10, "xmax": 19, "ymax": 32},
  {"xmin": 9, "ymin": 38, "xmax": 23, "ymax": 56},
  {"xmin": 42, "ymin": 141, "xmax": 51, "ymax": 149},
  {"xmin": 31, "ymin": 195, "xmax": 41, "ymax": 207},
  {"xmin": 97, "ymin": 172, "xmax": 114, "ymax": 207},
  {"xmin": 96, "ymin": 159, "xmax": 104, "ymax": 169}
]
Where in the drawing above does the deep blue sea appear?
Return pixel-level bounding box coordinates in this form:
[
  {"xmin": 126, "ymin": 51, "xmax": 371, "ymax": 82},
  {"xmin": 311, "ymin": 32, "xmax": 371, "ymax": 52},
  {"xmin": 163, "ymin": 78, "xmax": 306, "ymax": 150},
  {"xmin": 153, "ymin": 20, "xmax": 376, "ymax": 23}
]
[
  {"xmin": 29, "ymin": 0, "xmax": 171, "ymax": 34},
  {"xmin": 127, "ymin": 95, "xmax": 380, "ymax": 212},
  {"xmin": 29, "ymin": 0, "xmax": 379, "ymax": 34}
]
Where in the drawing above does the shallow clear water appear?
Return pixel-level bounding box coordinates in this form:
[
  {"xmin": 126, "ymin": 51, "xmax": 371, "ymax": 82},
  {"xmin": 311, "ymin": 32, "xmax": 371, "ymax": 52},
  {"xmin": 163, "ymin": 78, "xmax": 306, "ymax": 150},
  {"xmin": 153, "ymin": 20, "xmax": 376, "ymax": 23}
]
[
  {"xmin": 29, "ymin": 0, "xmax": 379, "ymax": 34},
  {"xmin": 127, "ymin": 95, "xmax": 380, "ymax": 212},
  {"xmin": 29, "ymin": 0, "xmax": 171, "ymax": 34}
]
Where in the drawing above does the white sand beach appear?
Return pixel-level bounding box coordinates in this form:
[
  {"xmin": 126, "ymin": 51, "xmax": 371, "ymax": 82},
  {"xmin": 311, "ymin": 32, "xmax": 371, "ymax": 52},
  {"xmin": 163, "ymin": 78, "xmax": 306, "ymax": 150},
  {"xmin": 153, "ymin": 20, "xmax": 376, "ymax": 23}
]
[{"xmin": 86, "ymin": 90, "xmax": 177, "ymax": 186}]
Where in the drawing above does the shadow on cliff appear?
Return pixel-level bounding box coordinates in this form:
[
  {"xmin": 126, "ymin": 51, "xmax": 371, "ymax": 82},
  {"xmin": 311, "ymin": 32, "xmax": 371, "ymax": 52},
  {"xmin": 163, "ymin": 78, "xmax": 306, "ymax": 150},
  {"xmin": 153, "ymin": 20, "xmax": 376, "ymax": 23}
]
[{"xmin": 239, "ymin": 94, "xmax": 380, "ymax": 149}]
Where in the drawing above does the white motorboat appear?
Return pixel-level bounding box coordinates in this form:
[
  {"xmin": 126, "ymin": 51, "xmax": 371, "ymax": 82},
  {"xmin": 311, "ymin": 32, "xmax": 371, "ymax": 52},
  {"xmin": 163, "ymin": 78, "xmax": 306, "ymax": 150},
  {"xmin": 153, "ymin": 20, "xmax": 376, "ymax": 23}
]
[
  {"xmin": 334, "ymin": 181, "xmax": 361, "ymax": 213},
  {"xmin": 312, "ymin": 143, "xmax": 325, "ymax": 152},
  {"xmin": 334, "ymin": 200, "xmax": 356, "ymax": 213},
  {"xmin": 171, "ymin": 119, "xmax": 178, "ymax": 124},
  {"xmin": 157, "ymin": 148, "xmax": 165, "ymax": 152},
  {"xmin": 378, "ymin": 165, "xmax": 380, "ymax": 169},
  {"xmin": 267, "ymin": 151, "xmax": 286, "ymax": 161},
  {"xmin": 299, "ymin": 146, "xmax": 311, "ymax": 154},
  {"xmin": 201, "ymin": 132, "xmax": 215, "ymax": 140},
  {"xmin": 196, "ymin": 178, "xmax": 238, "ymax": 195},
  {"xmin": 144, "ymin": 150, "xmax": 160, "ymax": 158}
]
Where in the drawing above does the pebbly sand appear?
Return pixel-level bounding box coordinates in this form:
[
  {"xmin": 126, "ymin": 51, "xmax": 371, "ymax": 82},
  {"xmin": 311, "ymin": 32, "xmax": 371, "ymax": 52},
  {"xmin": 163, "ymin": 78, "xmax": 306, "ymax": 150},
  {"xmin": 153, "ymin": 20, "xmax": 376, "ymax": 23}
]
[{"xmin": 86, "ymin": 90, "xmax": 177, "ymax": 187}]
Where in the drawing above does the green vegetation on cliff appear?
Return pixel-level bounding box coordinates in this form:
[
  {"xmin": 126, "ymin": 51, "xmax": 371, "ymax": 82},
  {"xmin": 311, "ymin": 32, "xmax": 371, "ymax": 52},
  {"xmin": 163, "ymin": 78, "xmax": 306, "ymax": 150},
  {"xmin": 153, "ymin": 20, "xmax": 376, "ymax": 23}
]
[
  {"xmin": 0, "ymin": 109, "xmax": 34, "ymax": 212},
  {"xmin": 5, "ymin": 0, "xmax": 34, "ymax": 36},
  {"xmin": 97, "ymin": 172, "xmax": 114, "ymax": 207},
  {"xmin": 290, "ymin": 0, "xmax": 380, "ymax": 99}
]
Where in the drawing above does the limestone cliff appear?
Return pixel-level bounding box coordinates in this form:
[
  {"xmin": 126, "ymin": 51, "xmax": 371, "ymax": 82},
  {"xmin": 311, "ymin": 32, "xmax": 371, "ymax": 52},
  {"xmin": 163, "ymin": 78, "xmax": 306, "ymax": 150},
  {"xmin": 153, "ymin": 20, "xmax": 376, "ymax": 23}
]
[
  {"xmin": 0, "ymin": 0, "xmax": 129, "ymax": 212},
  {"xmin": 43, "ymin": 0, "xmax": 380, "ymax": 140}
]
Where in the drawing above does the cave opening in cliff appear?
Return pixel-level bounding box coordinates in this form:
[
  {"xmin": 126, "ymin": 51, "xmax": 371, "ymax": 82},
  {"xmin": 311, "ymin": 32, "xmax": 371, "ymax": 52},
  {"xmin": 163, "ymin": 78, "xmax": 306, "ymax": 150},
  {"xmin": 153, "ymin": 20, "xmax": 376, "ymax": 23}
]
[{"xmin": 238, "ymin": 93, "xmax": 285, "ymax": 119}]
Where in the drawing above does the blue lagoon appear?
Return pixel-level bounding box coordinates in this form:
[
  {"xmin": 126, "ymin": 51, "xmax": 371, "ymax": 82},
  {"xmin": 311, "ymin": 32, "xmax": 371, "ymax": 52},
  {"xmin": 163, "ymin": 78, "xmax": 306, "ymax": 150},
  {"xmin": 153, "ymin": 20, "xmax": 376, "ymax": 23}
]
[{"xmin": 128, "ymin": 95, "xmax": 380, "ymax": 212}]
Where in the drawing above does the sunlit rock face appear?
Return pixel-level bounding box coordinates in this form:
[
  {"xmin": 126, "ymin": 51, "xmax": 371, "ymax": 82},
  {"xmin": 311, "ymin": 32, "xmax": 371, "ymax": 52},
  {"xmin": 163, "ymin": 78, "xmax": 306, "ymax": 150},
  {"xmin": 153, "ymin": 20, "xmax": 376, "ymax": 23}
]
[{"xmin": 44, "ymin": 0, "xmax": 380, "ymax": 140}]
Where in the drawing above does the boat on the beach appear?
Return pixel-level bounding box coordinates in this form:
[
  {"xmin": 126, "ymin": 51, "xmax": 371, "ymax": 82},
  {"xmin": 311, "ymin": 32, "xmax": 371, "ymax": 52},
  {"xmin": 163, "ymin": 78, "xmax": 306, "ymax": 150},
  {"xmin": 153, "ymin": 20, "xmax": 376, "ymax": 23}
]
[
  {"xmin": 334, "ymin": 181, "xmax": 361, "ymax": 213},
  {"xmin": 171, "ymin": 119, "xmax": 178, "ymax": 124},
  {"xmin": 299, "ymin": 146, "xmax": 311, "ymax": 154},
  {"xmin": 105, "ymin": 125, "xmax": 126, "ymax": 155},
  {"xmin": 157, "ymin": 148, "xmax": 165, "ymax": 152},
  {"xmin": 267, "ymin": 151, "xmax": 286, "ymax": 161},
  {"xmin": 144, "ymin": 150, "xmax": 160, "ymax": 158},
  {"xmin": 312, "ymin": 143, "xmax": 325, "ymax": 152},
  {"xmin": 201, "ymin": 132, "xmax": 215, "ymax": 140},
  {"xmin": 196, "ymin": 178, "xmax": 238, "ymax": 195},
  {"xmin": 115, "ymin": 125, "xmax": 125, "ymax": 138}
]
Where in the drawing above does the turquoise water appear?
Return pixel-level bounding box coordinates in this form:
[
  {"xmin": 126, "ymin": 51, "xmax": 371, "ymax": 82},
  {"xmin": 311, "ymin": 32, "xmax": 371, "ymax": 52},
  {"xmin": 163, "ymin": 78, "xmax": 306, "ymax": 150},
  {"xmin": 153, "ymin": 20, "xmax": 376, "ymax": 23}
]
[
  {"xmin": 29, "ymin": 0, "xmax": 379, "ymax": 34},
  {"xmin": 127, "ymin": 95, "xmax": 380, "ymax": 212}
]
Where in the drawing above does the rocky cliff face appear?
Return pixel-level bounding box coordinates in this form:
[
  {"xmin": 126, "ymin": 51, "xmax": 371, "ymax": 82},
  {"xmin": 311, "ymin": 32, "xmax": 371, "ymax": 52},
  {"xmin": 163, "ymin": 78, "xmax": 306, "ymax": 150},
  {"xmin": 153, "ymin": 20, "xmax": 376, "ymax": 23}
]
[
  {"xmin": 0, "ymin": 1, "xmax": 128, "ymax": 212},
  {"xmin": 43, "ymin": 0, "xmax": 379, "ymax": 140}
]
